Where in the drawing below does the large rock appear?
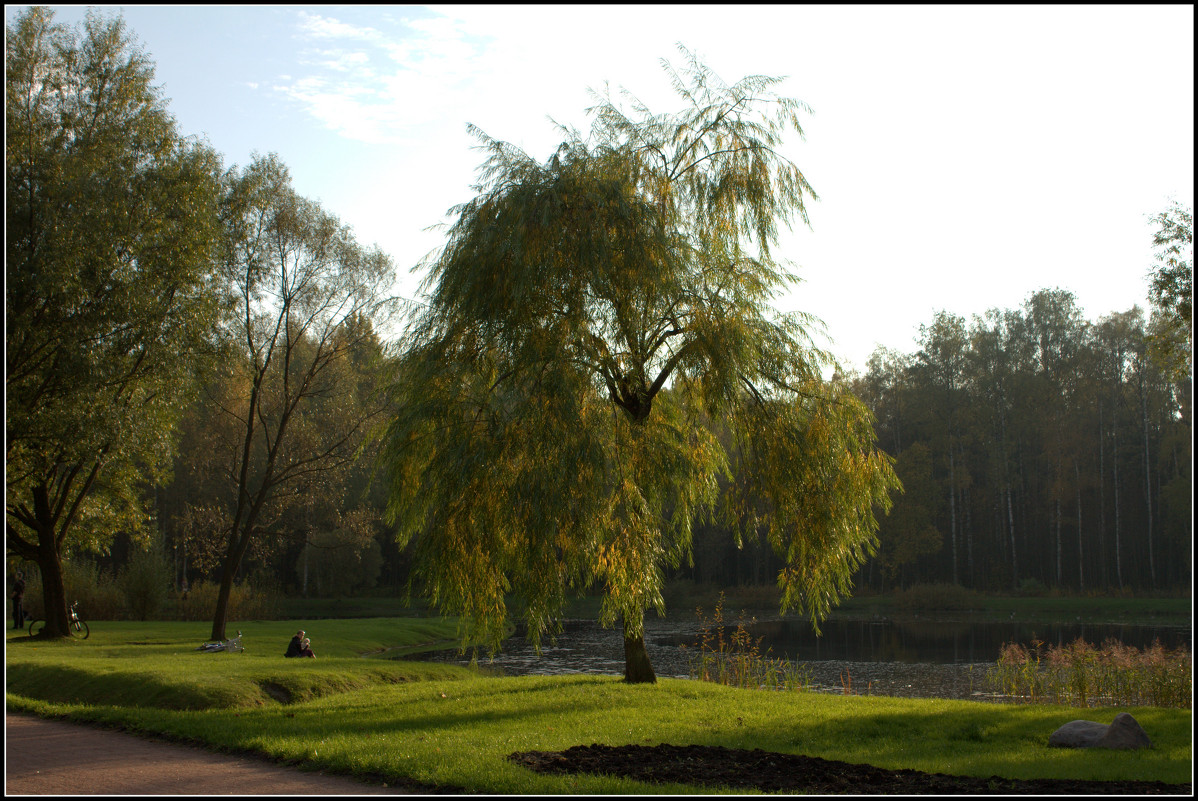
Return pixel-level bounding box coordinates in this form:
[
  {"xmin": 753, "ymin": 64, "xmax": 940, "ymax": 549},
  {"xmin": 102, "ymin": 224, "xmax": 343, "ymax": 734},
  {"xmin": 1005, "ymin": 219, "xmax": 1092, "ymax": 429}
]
[{"xmin": 1048, "ymin": 712, "xmax": 1152, "ymax": 750}]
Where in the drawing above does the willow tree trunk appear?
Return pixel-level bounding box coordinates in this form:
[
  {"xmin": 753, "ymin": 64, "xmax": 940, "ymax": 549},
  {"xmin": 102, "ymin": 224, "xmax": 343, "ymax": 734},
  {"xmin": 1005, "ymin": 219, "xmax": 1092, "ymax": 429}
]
[
  {"xmin": 616, "ymin": 402, "xmax": 660, "ymax": 684},
  {"xmin": 623, "ymin": 611, "xmax": 657, "ymax": 683}
]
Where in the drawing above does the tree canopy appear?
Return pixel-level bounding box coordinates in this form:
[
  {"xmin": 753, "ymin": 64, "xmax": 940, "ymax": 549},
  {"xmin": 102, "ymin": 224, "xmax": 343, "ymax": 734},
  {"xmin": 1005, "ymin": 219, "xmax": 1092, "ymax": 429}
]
[
  {"xmin": 1146, "ymin": 201, "xmax": 1192, "ymax": 379},
  {"xmin": 5, "ymin": 6, "xmax": 222, "ymax": 635},
  {"xmin": 379, "ymin": 48, "xmax": 899, "ymax": 682},
  {"xmin": 203, "ymin": 154, "xmax": 397, "ymax": 640},
  {"xmin": 852, "ymin": 288, "xmax": 1190, "ymax": 595}
]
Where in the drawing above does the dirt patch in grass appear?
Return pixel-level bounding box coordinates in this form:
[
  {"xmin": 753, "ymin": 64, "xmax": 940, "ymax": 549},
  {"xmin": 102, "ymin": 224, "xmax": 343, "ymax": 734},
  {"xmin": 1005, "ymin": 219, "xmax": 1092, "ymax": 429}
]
[{"xmin": 509, "ymin": 743, "xmax": 1190, "ymax": 794}]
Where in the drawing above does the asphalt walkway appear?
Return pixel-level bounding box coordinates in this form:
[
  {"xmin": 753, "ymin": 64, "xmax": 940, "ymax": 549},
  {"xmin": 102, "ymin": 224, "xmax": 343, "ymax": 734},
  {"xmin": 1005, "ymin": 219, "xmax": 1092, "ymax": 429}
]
[{"xmin": 5, "ymin": 713, "xmax": 417, "ymax": 795}]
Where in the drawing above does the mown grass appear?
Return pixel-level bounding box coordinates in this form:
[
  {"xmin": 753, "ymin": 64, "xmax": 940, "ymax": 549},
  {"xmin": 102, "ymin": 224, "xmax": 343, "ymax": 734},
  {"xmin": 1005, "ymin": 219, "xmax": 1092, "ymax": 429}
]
[
  {"xmin": 5, "ymin": 619, "xmax": 469, "ymax": 710},
  {"xmin": 6, "ymin": 619, "xmax": 1192, "ymax": 794}
]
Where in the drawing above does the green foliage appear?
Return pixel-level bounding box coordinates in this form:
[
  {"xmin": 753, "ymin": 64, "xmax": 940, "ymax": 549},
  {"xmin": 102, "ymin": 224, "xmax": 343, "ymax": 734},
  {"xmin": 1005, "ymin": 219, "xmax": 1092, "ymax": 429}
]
[
  {"xmin": 891, "ymin": 582, "xmax": 979, "ymax": 611},
  {"xmin": 877, "ymin": 443, "xmax": 942, "ymax": 583},
  {"xmin": 118, "ymin": 544, "xmax": 174, "ymax": 621},
  {"xmin": 1146, "ymin": 201, "xmax": 1193, "ymax": 378},
  {"xmin": 5, "ymin": 6, "xmax": 223, "ymax": 634},
  {"xmin": 189, "ymin": 152, "xmax": 397, "ymax": 639},
  {"xmin": 855, "ymin": 286, "xmax": 1189, "ymax": 595},
  {"xmin": 1017, "ymin": 577, "xmax": 1049, "ymax": 597},
  {"xmin": 380, "ymin": 47, "xmax": 899, "ymax": 678},
  {"xmin": 175, "ymin": 580, "xmax": 279, "ymax": 623},
  {"xmin": 19, "ymin": 558, "xmax": 124, "ymax": 620},
  {"xmin": 295, "ymin": 509, "xmax": 384, "ymax": 597}
]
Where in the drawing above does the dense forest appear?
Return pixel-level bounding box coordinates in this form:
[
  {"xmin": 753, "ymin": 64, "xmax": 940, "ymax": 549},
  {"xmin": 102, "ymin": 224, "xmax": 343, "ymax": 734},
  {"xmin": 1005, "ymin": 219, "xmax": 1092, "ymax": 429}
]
[
  {"xmin": 137, "ymin": 285, "xmax": 1192, "ymax": 601},
  {"xmin": 687, "ymin": 289, "xmax": 1192, "ymax": 595}
]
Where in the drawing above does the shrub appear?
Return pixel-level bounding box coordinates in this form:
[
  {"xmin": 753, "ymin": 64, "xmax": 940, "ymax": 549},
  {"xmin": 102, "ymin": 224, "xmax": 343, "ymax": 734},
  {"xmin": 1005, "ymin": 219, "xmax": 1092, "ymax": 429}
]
[
  {"xmin": 19, "ymin": 558, "xmax": 126, "ymax": 621},
  {"xmin": 891, "ymin": 582, "xmax": 979, "ymax": 611},
  {"xmin": 662, "ymin": 581, "xmax": 781, "ymax": 612},
  {"xmin": 70, "ymin": 558, "xmax": 124, "ymax": 620},
  {"xmin": 1016, "ymin": 577, "xmax": 1048, "ymax": 597},
  {"xmin": 119, "ymin": 546, "xmax": 174, "ymax": 621},
  {"xmin": 175, "ymin": 580, "xmax": 280, "ymax": 622}
]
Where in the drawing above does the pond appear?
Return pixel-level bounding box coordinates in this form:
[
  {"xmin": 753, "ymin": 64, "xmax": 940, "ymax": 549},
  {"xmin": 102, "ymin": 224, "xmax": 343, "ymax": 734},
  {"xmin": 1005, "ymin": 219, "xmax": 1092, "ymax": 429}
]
[{"xmin": 406, "ymin": 615, "xmax": 1191, "ymax": 702}]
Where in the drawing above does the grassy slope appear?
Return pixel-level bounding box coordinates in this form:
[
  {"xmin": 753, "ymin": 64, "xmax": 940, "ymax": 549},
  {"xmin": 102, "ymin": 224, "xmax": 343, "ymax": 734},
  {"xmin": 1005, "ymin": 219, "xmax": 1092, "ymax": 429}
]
[{"xmin": 5, "ymin": 619, "xmax": 1192, "ymax": 794}]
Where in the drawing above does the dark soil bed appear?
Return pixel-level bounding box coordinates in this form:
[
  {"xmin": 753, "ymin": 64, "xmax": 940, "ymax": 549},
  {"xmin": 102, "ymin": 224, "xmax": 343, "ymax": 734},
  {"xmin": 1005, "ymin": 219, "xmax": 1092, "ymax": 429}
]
[{"xmin": 508, "ymin": 743, "xmax": 1191, "ymax": 794}]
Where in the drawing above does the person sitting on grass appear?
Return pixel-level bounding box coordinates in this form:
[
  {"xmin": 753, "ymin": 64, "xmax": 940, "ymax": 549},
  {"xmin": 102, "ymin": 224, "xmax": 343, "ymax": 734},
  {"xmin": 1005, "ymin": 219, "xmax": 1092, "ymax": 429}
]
[
  {"xmin": 299, "ymin": 637, "xmax": 316, "ymax": 658},
  {"xmin": 285, "ymin": 629, "xmax": 305, "ymax": 658}
]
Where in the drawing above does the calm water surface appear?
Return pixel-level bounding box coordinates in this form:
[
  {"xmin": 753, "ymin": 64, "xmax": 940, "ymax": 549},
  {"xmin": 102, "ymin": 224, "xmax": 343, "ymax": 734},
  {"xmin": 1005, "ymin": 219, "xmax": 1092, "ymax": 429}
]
[{"xmin": 409, "ymin": 614, "xmax": 1190, "ymax": 702}]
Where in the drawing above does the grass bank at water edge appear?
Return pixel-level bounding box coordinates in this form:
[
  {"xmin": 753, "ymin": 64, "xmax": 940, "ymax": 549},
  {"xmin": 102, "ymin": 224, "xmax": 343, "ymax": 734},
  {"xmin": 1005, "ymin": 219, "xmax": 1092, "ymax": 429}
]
[{"xmin": 6, "ymin": 619, "xmax": 1192, "ymax": 794}]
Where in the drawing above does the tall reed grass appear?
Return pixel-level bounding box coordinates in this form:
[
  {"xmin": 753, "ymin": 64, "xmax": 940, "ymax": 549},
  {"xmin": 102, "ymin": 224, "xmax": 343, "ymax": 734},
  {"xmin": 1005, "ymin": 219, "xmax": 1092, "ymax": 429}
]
[
  {"xmin": 682, "ymin": 593, "xmax": 812, "ymax": 691},
  {"xmin": 987, "ymin": 637, "xmax": 1192, "ymax": 709}
]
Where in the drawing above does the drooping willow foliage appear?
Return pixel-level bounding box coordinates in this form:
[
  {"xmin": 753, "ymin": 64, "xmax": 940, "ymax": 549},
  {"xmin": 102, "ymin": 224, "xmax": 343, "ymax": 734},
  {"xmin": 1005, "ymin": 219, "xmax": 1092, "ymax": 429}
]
[{"xmin": 379, "ymin": 46, "xmax": 899, "ymax": 681}]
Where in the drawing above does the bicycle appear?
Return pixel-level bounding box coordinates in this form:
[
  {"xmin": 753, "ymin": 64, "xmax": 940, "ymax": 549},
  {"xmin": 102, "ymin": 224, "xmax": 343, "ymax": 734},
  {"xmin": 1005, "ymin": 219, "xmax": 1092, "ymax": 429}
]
[
  {"xmin": 196, "ymin": 631, "xmax": 244, "ymax": 653},
  {"xmin": 27, "ymin": 600, "xmax": 89, "ymax": 639}
]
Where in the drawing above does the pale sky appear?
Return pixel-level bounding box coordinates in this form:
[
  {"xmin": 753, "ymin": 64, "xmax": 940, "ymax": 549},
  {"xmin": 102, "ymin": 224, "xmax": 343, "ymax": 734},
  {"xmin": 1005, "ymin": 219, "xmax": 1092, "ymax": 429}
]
[{"xmin": 11, "ymin": 5, "xmax": 1195, "ymax": 372}]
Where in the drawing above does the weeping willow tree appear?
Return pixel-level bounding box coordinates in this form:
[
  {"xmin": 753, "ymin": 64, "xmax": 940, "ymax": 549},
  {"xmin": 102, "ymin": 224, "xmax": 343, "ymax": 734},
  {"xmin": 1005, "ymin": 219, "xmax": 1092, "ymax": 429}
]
[{"xmin": 379, "ymin": 47, "xmax": 899, "ymax": 682}]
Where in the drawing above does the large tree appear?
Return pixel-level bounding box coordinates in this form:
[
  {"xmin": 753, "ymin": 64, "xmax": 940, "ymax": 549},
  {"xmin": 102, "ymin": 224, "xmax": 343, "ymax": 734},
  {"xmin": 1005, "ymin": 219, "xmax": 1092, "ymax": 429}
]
[
  {"xmin": 6, "ymin": 7, "xmax": 222, "ymax": 636},
  {"xmin": 204, "ymin": 154, "xmax": 396, "ymax": 640},
  {"xmin": 379, "ymin": 49, "xmax": 899, "ymax": 682}
]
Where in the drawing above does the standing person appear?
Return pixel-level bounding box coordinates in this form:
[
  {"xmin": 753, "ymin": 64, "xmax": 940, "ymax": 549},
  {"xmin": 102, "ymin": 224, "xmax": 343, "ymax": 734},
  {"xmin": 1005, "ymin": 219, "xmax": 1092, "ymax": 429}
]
[
  {"xmin": 285, "ymin": 629, "xmax": 305, "ymax": 658},
  {"xmin": 11, "ymin": 572, "xmax": 26, "ymax": 630}
]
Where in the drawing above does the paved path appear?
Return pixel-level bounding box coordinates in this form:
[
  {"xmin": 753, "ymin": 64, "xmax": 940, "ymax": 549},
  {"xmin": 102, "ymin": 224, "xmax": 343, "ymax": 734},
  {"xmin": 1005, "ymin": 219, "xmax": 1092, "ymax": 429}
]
[{"xmin": 5, "ymin": 714, "xmax": 418, "ymax": 795}]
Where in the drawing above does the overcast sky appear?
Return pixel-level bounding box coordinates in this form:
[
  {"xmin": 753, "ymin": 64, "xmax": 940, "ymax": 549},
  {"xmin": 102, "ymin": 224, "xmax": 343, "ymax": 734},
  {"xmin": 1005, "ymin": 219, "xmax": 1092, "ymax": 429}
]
[{"xmin": 12, "ymin": 5, "xmax": 1194, "ymax": 372}]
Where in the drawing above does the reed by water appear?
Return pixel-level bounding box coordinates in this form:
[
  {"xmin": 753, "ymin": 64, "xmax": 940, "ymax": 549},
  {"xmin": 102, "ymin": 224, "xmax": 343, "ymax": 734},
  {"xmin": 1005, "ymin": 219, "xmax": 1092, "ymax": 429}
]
[
  {"xmin": 683, "ymin": 593, "xmax": 813, "ymax": 691},
  {"xmin": 682, "ymin": 593, "xmax": 1191, "ymax": 710},
  {"xmin": 986, "ymin": 637, "xmax": 1192, "ymax": 709}
]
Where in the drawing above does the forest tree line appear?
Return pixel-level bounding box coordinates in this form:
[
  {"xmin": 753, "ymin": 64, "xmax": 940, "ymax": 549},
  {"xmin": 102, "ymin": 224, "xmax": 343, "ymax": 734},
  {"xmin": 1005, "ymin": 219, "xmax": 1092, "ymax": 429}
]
[
  {"xmin": 8, "ymin": 8, "xmax": 1190, "ymax": 639},
  {"xmin": 662, "ymin": 289, "xmax": 1193, "ymax": 596},
  {"xmin": 143, "ymin": 286, "xmax": 1191, "ymax": 600},
  {"xmin": 855, "ymin": 293, "xmax": 1191, "ymax": 594}
]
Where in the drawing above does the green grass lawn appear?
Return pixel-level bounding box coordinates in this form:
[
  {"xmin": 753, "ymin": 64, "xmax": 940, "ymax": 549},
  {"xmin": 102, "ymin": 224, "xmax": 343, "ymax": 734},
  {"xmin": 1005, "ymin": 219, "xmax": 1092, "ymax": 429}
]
[{"xmin": 6, "ymin": 619, "xmax": 1191, "ymax": 794}]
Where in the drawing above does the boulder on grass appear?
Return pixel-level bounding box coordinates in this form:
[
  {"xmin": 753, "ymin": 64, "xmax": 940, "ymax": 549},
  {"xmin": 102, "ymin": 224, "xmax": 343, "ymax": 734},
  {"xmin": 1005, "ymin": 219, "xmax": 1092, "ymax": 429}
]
[{"xmin": 1048, "ymin": 712, "xmax": 1152, "ymax": 750}]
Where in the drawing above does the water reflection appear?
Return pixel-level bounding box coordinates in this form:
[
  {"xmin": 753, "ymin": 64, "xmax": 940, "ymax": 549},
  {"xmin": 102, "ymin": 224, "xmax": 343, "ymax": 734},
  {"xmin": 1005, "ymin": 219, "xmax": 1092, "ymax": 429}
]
[
  {"xmin": 406, "ymin": 615, "xmax": 1191, "ymax": 702},
  {"xmin": 718, "ymin": 617, "xmax": 1192, "ymax": 665}
]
